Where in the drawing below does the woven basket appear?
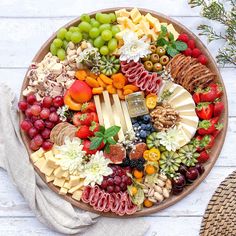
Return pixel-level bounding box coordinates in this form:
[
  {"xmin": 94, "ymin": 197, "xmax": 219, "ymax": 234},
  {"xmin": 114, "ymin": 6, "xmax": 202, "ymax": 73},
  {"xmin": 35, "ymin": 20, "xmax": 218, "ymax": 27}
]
[{"xmin": 200, "ymin": 171, "xmax": 236, "ymax": 236}]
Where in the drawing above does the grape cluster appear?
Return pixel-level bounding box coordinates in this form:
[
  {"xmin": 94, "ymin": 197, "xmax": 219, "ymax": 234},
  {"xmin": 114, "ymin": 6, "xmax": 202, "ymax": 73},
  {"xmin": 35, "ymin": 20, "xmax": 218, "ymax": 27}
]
[
  {"xmin": 100, "ymin": 165, "xmax": 132, "ymax": 193},
  {"xmin": 50, "ymin": 12, "xmax": 120, "ymax": 60},
  {"xmin": 172, "ymin": 164, "xmax": 205, "ymax": 195},
  {"xmin": 18, "ymin": 94, "xmax": 64, "ymax": 151},
  {"xmin": 131, "ymin": 115, "xmax": 156, "ymax": 141}
]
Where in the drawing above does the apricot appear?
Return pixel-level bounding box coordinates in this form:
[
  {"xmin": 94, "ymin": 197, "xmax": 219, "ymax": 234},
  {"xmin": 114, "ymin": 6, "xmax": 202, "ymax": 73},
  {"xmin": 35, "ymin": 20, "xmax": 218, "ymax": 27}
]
[
  {"xmin": 64, "ymin": 91, "xmax": 82, "ymax": 111},
  {"xmin": 68, "ymin": 80, "xmax": 92, "ymax": 103}
]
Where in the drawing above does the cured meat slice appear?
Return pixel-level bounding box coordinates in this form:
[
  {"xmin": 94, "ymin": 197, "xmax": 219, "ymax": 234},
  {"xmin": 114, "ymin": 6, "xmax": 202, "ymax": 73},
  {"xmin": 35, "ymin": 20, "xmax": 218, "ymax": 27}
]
[
  {"xmin": 90, "ymin": 186, "xmax": 103, "ymax": 207},
  {"xmin": 81, "ymin": 186, "xmax": 92, "ymax": 203}
]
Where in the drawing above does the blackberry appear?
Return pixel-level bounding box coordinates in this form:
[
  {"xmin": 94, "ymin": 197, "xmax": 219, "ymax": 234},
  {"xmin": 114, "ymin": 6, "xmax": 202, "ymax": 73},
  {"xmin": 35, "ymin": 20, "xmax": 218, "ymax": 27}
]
[
  {"xmin": 136, "ymin": 163, "xmax": 144, "ymax": 171},
  {"xmin": 138, "ymin": 157, "xmax": 146, "ymax": 164},
  {"xmin": 130, "ymin": 159, "xmax": 137, "ymax": 168},
  {"xmin": 122, "ymin": 157, "xmax": 130, "ymax": 167}
]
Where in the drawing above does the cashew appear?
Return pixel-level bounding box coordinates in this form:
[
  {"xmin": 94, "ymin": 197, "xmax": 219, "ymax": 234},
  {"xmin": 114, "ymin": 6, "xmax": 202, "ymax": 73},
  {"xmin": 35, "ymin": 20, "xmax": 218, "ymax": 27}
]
[
  {"xmin": 148, "ymin": 197, "xmax": 157, "ymax": 203},
  {"xmin": 156, "ymin": 179, "xmax": 165, "ymax": 187},
  {"xmin": 159, "ymin": 174, "xmax": 167, "ymax": 182},
  {"xmin": 165, "ymin": 179, "xmax": 172, "ymax": 190},
  {"xmin": 154, "ymin": 185, "xmax": 163, "ymax": 194},
  {"xmin": 148, "ymin": 188, "xmax": 155, "ymax": 197},
  {"xmin": 154, "ymin": 192, "xmax": 164, "ymax": 202},
  {"xmin": 163, "ymin": 188, "xmax": 170, "ymax": 198}
]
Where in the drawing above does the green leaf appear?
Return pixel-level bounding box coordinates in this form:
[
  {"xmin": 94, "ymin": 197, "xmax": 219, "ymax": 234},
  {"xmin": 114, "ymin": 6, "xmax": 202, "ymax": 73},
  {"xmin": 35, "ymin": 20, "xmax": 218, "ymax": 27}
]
[
  {"xmin": 99, "ymin": 125, "xmax": 105, "ymax": 134},
  {"xmin": 168, "ymin": 32, "xmax": 174, "ymax": 42},
  {"xmin": 95, "ymin": 132, "xmax": 104, "ymax": 137},
  {"xmin": 173, "ymin": 41, "xmax": 188, "ymax": 51},
  {"xmin": 167, "ymin": 46, "xmax": 179, "ymax": 57},
  {"xmin": 160, "ymin": 25, "xmax": 168, "ymax": 36},
  {"xmin": 104, "ymin": 125, "xmax": 121, "ymax": 138},
  {"xmin": 89, "ymin": 137, "xmax": 103, "ymax": 150},
  {"xmin": 156, "ymin": 38, "xmax": 169, "ymax": 46},
  {"xmin": 104, "ymin": 144, "xmax": 110, "ymax": 153},
  {"xmin": 107, "ymin": 137, "xmax": 116, "ymax": 144}
]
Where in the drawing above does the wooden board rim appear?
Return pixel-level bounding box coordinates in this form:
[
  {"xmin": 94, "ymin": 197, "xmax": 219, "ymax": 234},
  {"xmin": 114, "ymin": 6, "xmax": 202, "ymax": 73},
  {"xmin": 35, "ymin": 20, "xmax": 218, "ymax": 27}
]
[{"xmin": 19, "ymin": 7, "xmax": 228, "ymax": 218}]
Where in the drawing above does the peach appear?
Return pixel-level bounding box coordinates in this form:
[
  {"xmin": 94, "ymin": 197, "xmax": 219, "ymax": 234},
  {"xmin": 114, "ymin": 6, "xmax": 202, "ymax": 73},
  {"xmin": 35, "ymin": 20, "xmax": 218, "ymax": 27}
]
[
  {"xmin": 68, "ymin": 80, "xmax": 92, "ymax": 103},
  {"xmin": 64, "ymin": 91, "xmax": 82, "ymax": 111}
]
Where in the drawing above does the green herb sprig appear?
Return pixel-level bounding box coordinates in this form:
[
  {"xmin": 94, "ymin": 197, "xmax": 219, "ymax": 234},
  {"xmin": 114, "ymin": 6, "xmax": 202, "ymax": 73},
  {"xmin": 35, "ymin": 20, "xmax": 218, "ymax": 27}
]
[
  {"xmin": 156, "ymin": 25, "xmax": 187, "ymax": 57},
  {"xmin": 89, "ymin": 125, "xmax": 120, "ymax": 153}
]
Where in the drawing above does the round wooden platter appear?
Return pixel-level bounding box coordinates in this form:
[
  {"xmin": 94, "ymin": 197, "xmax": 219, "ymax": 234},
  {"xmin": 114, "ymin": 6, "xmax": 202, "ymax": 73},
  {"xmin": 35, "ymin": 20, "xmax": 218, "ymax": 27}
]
[{"xmin": 19, "ymin": 7, "xmax": 228, "ymax": 217}]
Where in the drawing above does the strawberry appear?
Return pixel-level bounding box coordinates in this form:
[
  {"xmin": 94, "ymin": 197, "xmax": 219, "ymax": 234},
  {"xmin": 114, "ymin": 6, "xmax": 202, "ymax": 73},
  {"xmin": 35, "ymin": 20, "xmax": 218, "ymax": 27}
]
[
  {"xmin": 201, "ymin": 135, "xmax": 215, "ymax": 149},
  {"xmin": 200, "ymin": 86, "xmax": 219, "ymax": 102},
  {"xmin": 192, "ymin": 135, "xmax": 204, "ymax": 152},
  {"xmin": 197, "ymin": 150, "xmax": 210, "ymax": 163},
  {"xmin": 81, "ymin": 102, "xmax": 96, "ymax": 113},
  {"xmin": 183, "ymin": 48, "xmax": 192, "ymax": 56},
  {"xmin": 177, "ymin": 33, "xmax": 189, "ymax": 43},
  {"xmin": 214, "ymin": 99, "xmax": 224, "ymax": 116},
  {"xmin": 197, "ymin": 117, "xmax": 219, "ymax": 135},
  {"xmin": 187, "ymin": 39, "xmax": 195, "ymax": 49},
  {"xmin": 196, "ymin": 102, "xmax": 214, "ymax": 120},
  {"xmin": 72, "ymin": 112, "xmax": 82, "ymax": 127},
  {"xmin": 198, "ymin": 54, "xmax": 208, "ymax": 65},
  {"xmin": 89, "ymin": 121, "xmax": 100, "ymax": 135},
  {"xmin": 82, "ymin": 139, "xmax": 97, "ymax": 155},
  {"xmin": 209, "ymin": 83, "xmax": 223, "ymax": 99},
  {"xmin": 90, "ymin": 112, "xmax": 99, "ymax": 123},
  {"xmin": 79, "ymin": 113, "xmax": 93, "ymax": 126},
  {"xmin": 76, "ymin": 125, "xmax": 93, "ymax": 139},
  {"xmin": 212, "ymin": 123, "xmax": 224, "ymax": 138},
  {"xmin": 192, "ymin": 88, "xmax": 202, "ymax": 104},
  {"xmin": 192, "ymin": 48, "xmax": 201, "ymax": 58}
]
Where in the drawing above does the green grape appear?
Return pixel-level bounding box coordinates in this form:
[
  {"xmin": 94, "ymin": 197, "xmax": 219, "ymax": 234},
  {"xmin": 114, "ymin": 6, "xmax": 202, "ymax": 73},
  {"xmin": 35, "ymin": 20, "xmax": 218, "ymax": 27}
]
[
  {"xmin": 90, "ymin": 18, "xmax": 100, "ymax": 28},
  {"xmin": 99, "ymin": 24, "xmax": 111, "ymax": 32},
  {"xmin": 101, "ymin": 30, "xmax": 112, "ymax": 41},
  {"xmin": 88, "ymin": 38, "xmax": 94, "ymax": 46},
  {"xmin": 53, "ymin": 38, "xmax": 63, "ymax": 48},
  {"xmin": 57, "ymin": 28, "xmax": 67, "ymax": 40},
  {"xmin": 57, "ymin": 48, "xmax": 66, "ymax": 60},
  {"xmin": 50, "ymin": 43, "xmax": 58, "ymax": 56},
  {"xmin": 65, "ymin": 31, "xmax": 72, "ymax": 41},
  {"xmin": 108, "ymin": 38, "xmax": 118, "ymax": 51},
  {"xmin": 71, "ymin": 32, "xmax": 82, "ymax": 43},
  {"xmin": 99, "ymin": 13, "xmax": 111, "ymax": 24},
  {"xmin": 95, "ymin": 13, "xmax": 103, "ymax": 22},
  {"xmin": 78, "ymin": 21, "xmax": 92, "ymax": 32},
  {"xmin": 109, "ymin": 13, "xmax": 116, "ymax": 23},
  {"xmin": 74, "ymin": 27, "xmax": 81, "ymax": 33},
  {"xmin": 82, "ymin": 32, "xmax": 89, "ymax": 40},
  {"xmin": 81, "ymin": 13, "xmax": 91, "ymax": 22},
  {"xmin": 94, "ymin": 36, "xmax": 105, "ymax": 48},
  {"xmin": 63, "ymin": 40, "xmax": 68, "ymax": 49},
  {"xmin": 69, "ymin": 26, "xmax": 78, "ymax": 32},
  {"xmin": 100, "ymin": 46, "xmax": 109, "ymax": 55},
  {"xmin": 111, "ymin": 25, "xmax": 120, "ymax": 36},
  {"xmin": 89, "ymin": 27, "xmax": 100, "ymax": 39}
]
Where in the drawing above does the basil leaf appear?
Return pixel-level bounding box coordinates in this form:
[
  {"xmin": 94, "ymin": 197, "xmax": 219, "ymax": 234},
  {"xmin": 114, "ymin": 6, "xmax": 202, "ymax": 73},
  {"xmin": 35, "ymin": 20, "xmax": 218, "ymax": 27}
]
[
  {"xmin": 106, "ymin": 137, "xmax": 116, "ymax": 144},
  {"xmin": 160, "ymin": 25, "xmax": 167, "ymax": 36},
  {"xmin": 104, "ymin": 125, "xmax": 121, "ymax": 138},
  {"xmin": 156, "ymin": 38, "xmax": 168, "ymax": 46},
  {"xmin": 99, "ymin": 125, "xmax": 105, "ymax": 134},
  {"xmin": 89, "ymin": 137, "xmax": 103, "ymax": 150},
  {"xmin": 173, "ymin": 41, "xmax": 187, "ymax": 51},
  {"xmin": 167, "ymin": 46, "xmax": 179, "ymax": 57},
  {"xmin": 168, "ymin": 32, "xmax": 174, "ymax": 42},
  {"xmin": 104, "ymin": 144, "xmax": 110, "ymax": 154},
  {"xmin": 95, "ymin": 132, "xmax": 103, "ymax": 137}
]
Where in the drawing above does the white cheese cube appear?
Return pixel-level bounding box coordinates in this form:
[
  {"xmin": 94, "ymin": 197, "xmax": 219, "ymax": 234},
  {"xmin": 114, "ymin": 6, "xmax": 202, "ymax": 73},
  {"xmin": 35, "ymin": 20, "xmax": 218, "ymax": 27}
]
[
  {"xmin": 115, "ymin": 9, "xmax": 130, "ymax": 18},
  {"xmin": 59, "ymin": 187, "xmax": 68, "ymax": 195},
  {"xmin": 72, "ymin": 190, "xmax": 83, "ymax": 201},
  {"xmin": 45, "ymin": 175, "xmax": 55, "ymax": 183},
  {"xmin": 54, "ymin": 166, "xmax": 67, "ymax": 178},
  {"xmin": 53, "ymin": 177, "xmax": 65, "ymax": 187}
]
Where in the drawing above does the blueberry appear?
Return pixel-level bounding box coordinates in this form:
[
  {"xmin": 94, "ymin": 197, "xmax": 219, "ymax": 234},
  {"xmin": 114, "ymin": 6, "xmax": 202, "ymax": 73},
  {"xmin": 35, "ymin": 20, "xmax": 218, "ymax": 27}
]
[
  {"xmin": 143, "ymin": 115, "xmax": 151, "ymax": 122},
  {"xmin": 146, "ymin": 123, "xmax": 152, "ymax": 130},
  {"xmin": 141, "ymin": 124, "xmax": 146, "ymax": 130},
  {"xmin": 139, "ymin": 130, "xmax": 147, "ymax": 139},
  {"xmin": 131, "ymin": 118, "xmax": 138, "ymax": 124},
  {"xmin": 146, "ymin": 131, "xmax": 151, "ymax": 136},
  {"xmin": 133, "ymin": 123, "xmax": 139, "ymax": 128}
]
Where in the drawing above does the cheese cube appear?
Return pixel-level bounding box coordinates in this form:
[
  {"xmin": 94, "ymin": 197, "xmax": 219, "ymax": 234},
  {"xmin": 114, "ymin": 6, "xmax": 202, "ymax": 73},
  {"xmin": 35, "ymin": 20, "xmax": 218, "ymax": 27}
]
[
  {"xmin": 63, "ymin": 181, "xmax": 70, "ymax": 189},
  {"xmin": 130, "ymin": 8, "xmax": 142, "ymax": 23},
  {"xmin": 115, "ymin": 29, "xmax": 129, "ymax": 40},
  {"xmin": 59, "ymin": 187, "xmax": 68, "ymax": 195},
  {"xmin": 135, "ymin": 29, "xmax": 144, "ymax": 38},
  {"xmin": 117, "ymin": 16, "xmax": 129, "ymax": 25},
  {"xmin": 45, "ymin": 175, "xmax": 55, "ymax": 183},
  {"xmin": 153, "ymin": 21, "xmax": 161, "ymax": 33},
  {"xmin": 167, "ymin": 24, "xmax": 180, "ymax": 40},
  {"xmin": 53, "ymin": 177, "xmax": 65, "ymax": 187},
  {"xmin": 54, "ymin": 166, "xmax": 67, "ymax": 178},
  {"xmin": 148, "ymin": 29, "xmax": 158, "ymax": 41},
  {"xmin": 34, "ymin": 158, "xmax": 46, "ymax": 171},
  {"xmin": 68, "ymin": 176, "xmax": 82, "ymax": 188},
  {"xmin": 126, "ymin": 19, "xmax": 137, "ymax": 29},
  {"xmin": 139, "ymin": 19, "xmax": 150, "ymax": 35},
  {"xmin": 30, "ymin": 152, "xmax": 40, "ymax": 163},
  {"xmin": 62, "ymin": 171, "xmax": 69, "ymax": 178},
  {"xmin": 36, "ymin": 148, "xmax": 45, "ymax": 157},
  {"xmin": 133, "ymin": 14, "xmax": 142, "ymax": 24},
  {"xmin": 52, "ymin": 147, "xmax": 60, "ymax": 155},
  {"xmin": 145, "ymin": 13, "xmax": 158, "ymax": 27},
  {"xmin": 44, "ymin": 150, "xmax": 54, "ymax": 159},
  {"xmin": 72, "ymin": 190, "xmax": 83, "ymax": 201},
  {"xmin": 115, "ymin": 9, "xmax": 130, "ymax": 18},
  {"xmin": 68, "ymin": 181, "xmax": 84, "ymax": 194},
  {"xmin": 41, "ymin": 163, "xmax": 54, "ymax": 176}
]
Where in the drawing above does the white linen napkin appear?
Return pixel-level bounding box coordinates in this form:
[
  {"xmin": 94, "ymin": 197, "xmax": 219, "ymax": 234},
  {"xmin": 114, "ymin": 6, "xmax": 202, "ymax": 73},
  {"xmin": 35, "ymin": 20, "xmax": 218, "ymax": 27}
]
[{"xmin": 0, "ymin": 83, "xmax": 150, "ymax": 236}]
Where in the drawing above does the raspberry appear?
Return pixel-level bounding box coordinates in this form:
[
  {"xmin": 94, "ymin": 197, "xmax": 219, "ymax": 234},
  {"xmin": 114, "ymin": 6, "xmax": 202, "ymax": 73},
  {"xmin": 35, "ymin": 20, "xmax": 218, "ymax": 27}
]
[
  {"xmin": 183, "ymin": 48, "xmax": 192, "ymax": 56},
  {"xmin": 192, "ymin": 48, "xmax": 201, "ymax": 58},
  {"xmin": 177, "ymin": 33, "xmax": 189, "ymax": 43},
  {"xmin": 187, "ymin": 39, "xmax": 195, "ymax": 49},
  {"xmin": 198, "ymin": 54, "xmax": 208, "ymax": 65}
]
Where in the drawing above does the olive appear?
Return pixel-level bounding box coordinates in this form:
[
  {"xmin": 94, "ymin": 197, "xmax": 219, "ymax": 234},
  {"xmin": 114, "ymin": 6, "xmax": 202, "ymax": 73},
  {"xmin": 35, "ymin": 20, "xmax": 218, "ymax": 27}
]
[
  {"xmin": 153, "ymin": 63, "xmax": 163, "ymax": 72},
  {"xmin": 160, "ymin": 55, "xmax": 170, "ymax": 65},
  {"xmin": 149, "ymin": 45, "xmax": 157, "ymax": 53},
  {"xmin": 156, "ymin": 46, "xmax": 166, "ymax": 56},
  {"xmin": 150, "ymin": 53, "xmax": 160, "ymax": 63},
  {"xmin": 141, "ymin": 54, "xmax": 151, "ymax": 62},
  {"xmin": 144, "ymin": 61, "xmax": 153, "ymax": 71}
]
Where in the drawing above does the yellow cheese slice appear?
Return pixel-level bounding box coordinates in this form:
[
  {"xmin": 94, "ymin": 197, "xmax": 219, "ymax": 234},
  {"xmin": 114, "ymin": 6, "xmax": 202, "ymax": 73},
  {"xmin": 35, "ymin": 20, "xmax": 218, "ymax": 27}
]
[
  {"xmin": 54, "ymin": 166, "xmax": 67, "ymax": 178},
  {"xmin": 94, "ymin": 95, "xmax": 104, "ymax": 125},
  {"xmin": 167, "ymin": 24, "xmax": 179, "ymax": 40},
  {"xmin": 34, "ymin": 158, "xmax": 46, "ymax": 171},
  {"xmin": 115, "ymin": 9, "xmax": 130, "ymax": 18},
  {"xmin": 68, "ymin": 181, "xmax": 84, "ymax": 194},
  {"xmin": 53, "ymin": 177, "xmax": 65, "ymax": 188},
  {"xmin": 68, "ymin": 176, "xmax": 82, "ymax": 188},
  {"xmin": 130, "ymin": 8, "xmax": 142, "ymax": 23},
  {"xmin": 145, "ymin": 13, "xmax": 158, "ymax": 27},
  {"xmin": 30, "ymin": 152, "xmax": 41, "ymax": 163},
  {"xmin": 59, "ymin": 187, "xmax": 68, "ymax": 195},
  {"xmin": 121, "ymin": 101, "xmax": 133, "ymax": 132},
  {"xmin": 45, "ymin": 175, "xmax": 55, "ymax": 183},
  {"xmin": 72, "ymin": 190, "xmax": 83, "ymax": 201},
  {"xmin": 41, "ymin": 163, "xmax": 54, "ymax": 176}
]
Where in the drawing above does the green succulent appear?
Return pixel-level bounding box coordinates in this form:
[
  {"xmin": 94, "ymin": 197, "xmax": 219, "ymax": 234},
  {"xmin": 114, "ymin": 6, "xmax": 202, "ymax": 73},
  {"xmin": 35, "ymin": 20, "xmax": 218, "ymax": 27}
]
[{"xmin": 178, "ymin": 144, "xmax": 199, "ymax": 167}]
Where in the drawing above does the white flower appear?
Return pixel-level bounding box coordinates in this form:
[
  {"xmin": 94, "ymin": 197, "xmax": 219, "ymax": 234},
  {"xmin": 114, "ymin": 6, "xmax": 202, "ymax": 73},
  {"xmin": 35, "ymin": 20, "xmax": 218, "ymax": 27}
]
[
  {"xmin": 119, "ymin": 30, "xmax": 151, "ymax": 62},
  {"xmin": 82, "ymin": 151, "xmax": 112, "ymax": 187},
  {"xmin": 156, "ymin": 127, "xmax": 184, "ymax": 151},
  {"xmin": 55, "ymin": 137, "xmax": 86, "ymax": 175},
  {"xmin": 57, "ymin": 105, "xmax": 69, "ymax": 122}
]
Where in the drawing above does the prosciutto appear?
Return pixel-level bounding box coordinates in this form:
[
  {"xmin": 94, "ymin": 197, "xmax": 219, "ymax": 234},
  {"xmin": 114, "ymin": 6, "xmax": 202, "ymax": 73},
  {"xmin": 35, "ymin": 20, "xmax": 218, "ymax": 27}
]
[
  {"xmin": 121, "ymin": 60, "xmax": 162, "ymax": 93},
  {"xmin": 81, "ymin": 186, "xmax": 137, "ymax": 216}
]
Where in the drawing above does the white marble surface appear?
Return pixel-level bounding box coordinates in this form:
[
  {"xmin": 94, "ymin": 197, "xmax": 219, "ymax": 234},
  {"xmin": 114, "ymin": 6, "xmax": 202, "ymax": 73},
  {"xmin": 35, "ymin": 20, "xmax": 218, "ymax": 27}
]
[{"xmin": 0, "ymin": 0, "xmax": 235, "ymax": 235}]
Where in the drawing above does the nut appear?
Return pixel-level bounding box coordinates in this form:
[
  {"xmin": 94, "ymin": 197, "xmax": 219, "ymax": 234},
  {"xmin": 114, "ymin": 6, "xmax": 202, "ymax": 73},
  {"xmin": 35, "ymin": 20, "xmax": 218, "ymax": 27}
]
[
  {"xmin": 148, "ymin": 188, "xmax": 155, "ymax": 197},
  {"xmin": 156, "ymin": 179, "xmax": 165, "ymax": 187},
  {"xmin": 154, "ymin": 185, "xmax": 163, "ymax": 194},
  {"xmin": 154, "ymin": 192, "xmax": 164, "ymax": 202},
  {"xmin": 148, "ymin": 197, "xmax": 157, "ymax": 203},
  {"xmin": 159, "ymin": 174, "xmax": 167, "ymax": 182},
  {"xmin": 165, "ymin": 179, "xmax": 172, "ymax": 190},
  {"xmin": 162, "ymin": 188, "xmax": 170, "ymax": 198}
]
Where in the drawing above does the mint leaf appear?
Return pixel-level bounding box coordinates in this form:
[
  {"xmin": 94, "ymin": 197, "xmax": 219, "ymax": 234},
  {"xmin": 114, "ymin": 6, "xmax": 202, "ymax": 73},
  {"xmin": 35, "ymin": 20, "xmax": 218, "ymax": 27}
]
[
  {"xmin": 167, "ymin": 46, "xmax": 179, "ymax": 57},
  {"xmin": 95, "ymin": 132, "xmax": 104, "ymax": 137},
  {"xmin": 160, "ymin": 25, "xmax": 167, "ymax": 36},
  {"xmin": 104, "ymin": 125, "xmax": 120, "ymax": 138},
  {"xmin": 104, "ymin": 144, "xmax": 110, "ymax": 153},
  {"xmin": 99, "ymin": 125, "xmax": 105, "ymax": 134},
  {"xmin": 90, "ymin": 137, "xmax": 103, "ymax": 150},
  {"xmin": 168, "ymin": 32, "xmax": 174, "ymax": 42},
  {"xmin": 156, "ymin": 38, "xmax": 168, "ymax": 46},
  {"xmin": 107, "ymin": 137, "xmax": 116, "ymax": 144},
  {"xmin": 173, "ymin": 41, "xmax": 187, "ymax": 51}
]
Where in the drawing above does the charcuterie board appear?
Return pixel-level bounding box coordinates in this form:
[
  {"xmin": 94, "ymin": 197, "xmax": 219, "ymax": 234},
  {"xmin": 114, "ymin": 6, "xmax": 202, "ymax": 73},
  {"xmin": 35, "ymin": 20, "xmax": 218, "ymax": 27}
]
[{"xmin": 19, "ymin": 8, "xmax": 228, "ymax": 217}]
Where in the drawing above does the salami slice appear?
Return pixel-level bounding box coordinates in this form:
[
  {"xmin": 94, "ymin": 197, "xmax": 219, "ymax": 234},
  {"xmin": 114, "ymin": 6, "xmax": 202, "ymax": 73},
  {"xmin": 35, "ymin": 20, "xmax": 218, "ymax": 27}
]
[{"xmin": 81, "ymin": 186, "xmax": 92, "ymax": 203}]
